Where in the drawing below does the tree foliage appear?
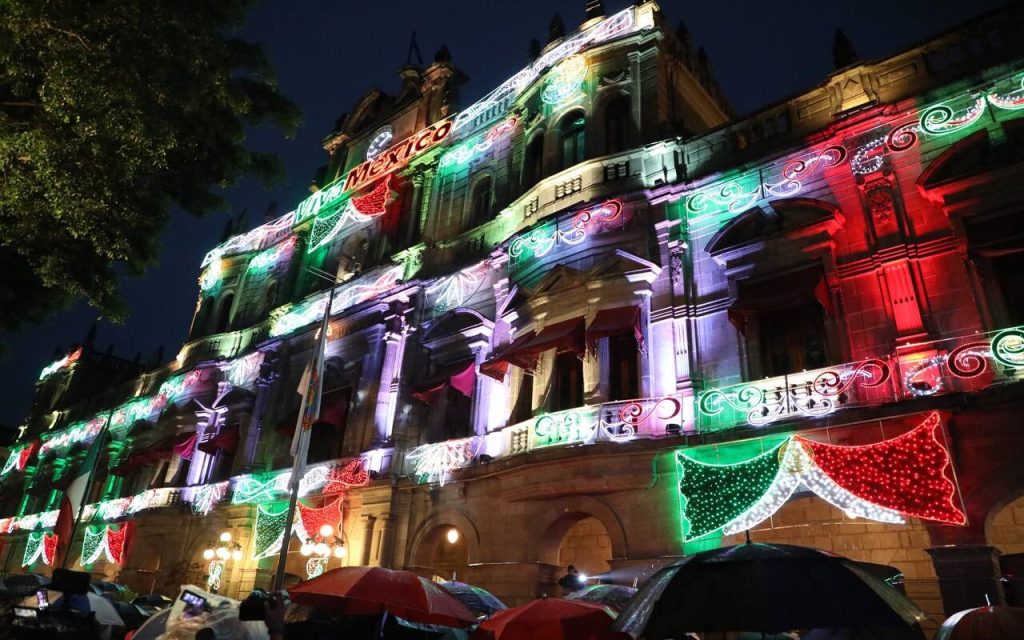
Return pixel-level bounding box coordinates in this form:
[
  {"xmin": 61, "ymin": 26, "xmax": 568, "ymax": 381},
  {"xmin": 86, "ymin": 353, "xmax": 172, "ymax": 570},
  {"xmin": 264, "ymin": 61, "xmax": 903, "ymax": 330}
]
[{"xmin": 0, "ymin": 0, "xmax": 300, "ymax": 331}]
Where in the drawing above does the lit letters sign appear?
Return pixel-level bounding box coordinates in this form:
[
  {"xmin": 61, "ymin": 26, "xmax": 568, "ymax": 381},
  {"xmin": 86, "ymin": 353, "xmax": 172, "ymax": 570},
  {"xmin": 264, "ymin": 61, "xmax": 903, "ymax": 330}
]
[{"xmin": 344, "ymin": 119, "xmax": 453, "ymax": 192}]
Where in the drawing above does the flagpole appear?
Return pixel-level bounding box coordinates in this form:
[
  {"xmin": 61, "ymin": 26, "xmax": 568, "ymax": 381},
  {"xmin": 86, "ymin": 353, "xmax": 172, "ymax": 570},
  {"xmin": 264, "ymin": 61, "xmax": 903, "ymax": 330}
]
[
  {"xmin": 272, "ymin": 284, "xmax": 335, "ymax": 591},
  {"xmin": 60, "ymin": 415, "xmax": 111, "ymax": 570}
]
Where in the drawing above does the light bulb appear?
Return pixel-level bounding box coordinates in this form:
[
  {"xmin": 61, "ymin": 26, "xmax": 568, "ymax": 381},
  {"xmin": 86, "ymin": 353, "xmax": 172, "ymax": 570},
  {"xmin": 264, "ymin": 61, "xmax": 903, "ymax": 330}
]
[
  {"xmin": 219, "ymin": 531, "xmax": 232, "ymax": 543},
  {"xmin": 315, "ymin": 543, "xmax": 330, "ymax": 556},
  {"xmin": 333, "ymin": 545, "xmax": 347, "ymax": 559},
  {"xmin": 300, "ymin": 543, "xmax": 313, "ymax": 557},
  {"xmin": 216, "ymin": 547, "xmax": 229, "ymax": 560},
  {"xmin": 319, "ymin": 524, "xmax": 334, "ymax": 537},
  {"xmin": 446, "ymin": 528, "xmax": 460, "ymax": 544},
  {"xmin": 203, "ymin": 549, "xmax": 215, "ymax": 561},
  {"xmin": 231, "ymin": 549, "xmax": 243, "ymax": 561},
  {"xmin": 578, "ymin": 573, "xmax": 588, "ymax": 583}
]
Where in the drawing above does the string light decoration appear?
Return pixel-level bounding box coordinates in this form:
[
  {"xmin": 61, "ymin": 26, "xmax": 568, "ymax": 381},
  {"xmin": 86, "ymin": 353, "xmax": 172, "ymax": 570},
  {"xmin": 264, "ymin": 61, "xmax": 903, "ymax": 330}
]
[
  {"xmin": 508, "ymin": 226, "xmax": 556, "ymax": 259},
  {"xmin": 22, "ymin": 532, "xmax": 58, "ymax": 567},
  {"xmin": 795, "ymin": 412, "xmax": 966, "ymax": 525},
  {"xmin": 988, "ymin": 75, "xmax": 1024, "ymax": 110},
  {"xmin": 439, "ymin": 117, "xmax": 519, "ymax": 169},
  {"xmin": 559, "ymin": 200, "xmax": 623, "ymax": 245},
  {"xmin": 541, "ymin": 55, "xmax": 588, "ymax": 105},
  {"xmin": 920, "ymin": 96, "xmax": 987, "ymax": 135},
  {"xmin": 603, "ymin": 397, "xmax": 681, "ymax": 442},
  {"xmin": 80, "ymin": 523, "xmax": 132, "ymax": 566},
  {"xmin": 406, "ymin": 437, "xmax": 480, "ymax": 486},
  {"xmin": 248, "ymin": 237, "xmax": 296, "ymax": 271},
  {"xmin": 349, "ymin": 176, "xmax": 392, "ymax": 216},
  {"xmin": 686, "ymin": 177, "xmax": 762, "ymax": 216},
  {"xmin": 294, "ymin": 498, "xmax": 343, "ymax": 543},
  {"xmin": 307, "ymin": 177, "xmax": 392, "ymax": 253},
  {"xmin": 223, "ymin": 351, "xmax": 265, "ymax": 389},
  {"xmin": 200, "ymin": 255, "xmax": 223, "ymax": 291},
  {"xmin": 269, "ymin": 266, "xmax": 403, "ymax": 338},
  {"xmin": 323, "ymin": 458, "xmax": 371, "ymax": 493},
  {"xmin": 534, "ymin": 411, "xmax": 597, "ymax": 448},
  {"xmin": 39, "ymin": 417, "xmax": 107, "ymax": 458},
  {"xmin": 189, "ymin": 482, "xmax": 229, "ymax": 517},
  {"xmin": 201, "ymin": 211, "xmax": 297, "ymax": 266},
  {"xmin": 428, "ymin": 262, "xmax": 488, "ymax": 311},
  {"xmin": 39, "ymin": 347, "xmax": 83, "ymax": 380},
  {"xmin": 253, "ymin": 503, "xmax": 289, "ymax": 559},
  {"xmin": 677, "ymin": 441, "xmax": 786, "ymax": 541},
  {"xmin": 1, "ymin": 441, "xmax": 38, "ymax": 476}
]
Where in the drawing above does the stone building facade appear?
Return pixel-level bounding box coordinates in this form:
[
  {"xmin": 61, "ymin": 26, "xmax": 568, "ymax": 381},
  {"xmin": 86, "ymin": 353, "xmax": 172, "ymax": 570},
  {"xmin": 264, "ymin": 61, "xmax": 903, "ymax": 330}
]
[{"xmin": 3, "ymin": 2, "xmax": 1024, "ymax": 634}]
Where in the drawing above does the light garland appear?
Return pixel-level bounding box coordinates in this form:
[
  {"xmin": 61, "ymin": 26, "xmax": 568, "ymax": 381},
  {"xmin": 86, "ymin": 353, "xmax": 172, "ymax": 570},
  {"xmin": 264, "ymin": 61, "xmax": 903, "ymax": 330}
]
[
  {"xmin": 439, "ymin": 117, "xmax": 518, "ymax": 169},
  {"xmin": 39, "ymin": 416, "xmax": 107, "ymax": 458},
  {"xmin": 202, "ymin": 211, "xmax": 297, "ymax": 267},
  {"xmin": 249, "ymin": 237, "xmax": 296, "ymax": 271},
  {"xmin": 452, "ymin": 7, "xmax": 635, "ymax": 133},
  {"xmin": 22, "ymin": 531, "xmax": 58, "ymax": 567},
  {"xmin": 542, "ymin": 56, "xmax": 587, "ymax": 105},
  {"xmin": 39, "ymin": 347, "xmax": 83, "ymax": 380},
  {"xmin": 534, "ymin": 411, "xmax": 597, "ymax": 448},
  {"xmin": 686, "ymin": 177, "xmax": 761, "ymax": 216},
  {"xmin": 509, "ymin": 226, "xmax": 556, "ymax": 259},
  {"xmin": 189, "ymin": 481, "xmax": 229, "ymax": 517},
  {"xmin": 80, "ymin": 523, "xmax": 131, "ymax": 566},
  {"xmin": 306, "ymin": 177, "xmax": 392, "ymax": 253},
  {"xmin": 294, "ymin": 498, "xmax": 343, "ymax": 542},
  {"xmin": 428, "ymin": 262, "xmax": 488, "ymax": 312},
  {"xmin": 1, "ymin": 441, "xmax": 38, "ymax": 476},
  {"xmin": 559, "ymin": 199, "xmax": 623, "ymax": 245},
  {"xmin": 253, "ymin": 503, "xmax": 289, "ymax": 559},
  {"xmin": 223, "ymin": 351, "xmax": 265, "ymax": 389},
  {"xmin": 988, "ymin": 75, "xmax": 1024, "ymax": 110},
  {"xmin": 920, "ymin": 96, "xmax": 987, "ymax": 135},
  {"xmin": 406, "ymin": 437, "xmax": 480, "ymax": 486},
  {"xmin": 603, "ymin": 397, "xmax": 681, "ymax": 442}
]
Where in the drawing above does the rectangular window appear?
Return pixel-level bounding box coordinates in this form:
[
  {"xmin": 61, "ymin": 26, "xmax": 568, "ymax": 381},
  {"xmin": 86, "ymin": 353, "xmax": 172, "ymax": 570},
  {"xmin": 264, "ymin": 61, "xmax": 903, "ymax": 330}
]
[
  {"xmin": 759, "ymin": 304, "xmax": 829, "ymax": 377},
  {"xmin": 510, "ymin": 373, "xmax": 534, "ymax": 424},
  {"xmin": 551, "ymin": 350, "xmax": 584, "ymax": 411},
  {"xmin": 608, "ymin": 334, "xmax": 639, "ymax": 401}
]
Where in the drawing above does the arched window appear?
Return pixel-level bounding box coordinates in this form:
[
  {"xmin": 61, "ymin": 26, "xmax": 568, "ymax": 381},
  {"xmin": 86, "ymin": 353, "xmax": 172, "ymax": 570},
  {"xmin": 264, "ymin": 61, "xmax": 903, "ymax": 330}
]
[
  {"xmin": 523, "ymin": 135, "xmax": 544, "ymax": 189},
  {"xmin": 603, "ymin": 95, "xmax": 632, "ymax": 155},
  {"xmin": 559, "ymin": 112, "xmax": 586, "ymax": 171},
  {"xmin": 214, "ymin": 293, "xmax": 234, "ymax": 333},
  {"xmin": 469, "ymin": 177, "xmax": 492, "ymax": 226}
]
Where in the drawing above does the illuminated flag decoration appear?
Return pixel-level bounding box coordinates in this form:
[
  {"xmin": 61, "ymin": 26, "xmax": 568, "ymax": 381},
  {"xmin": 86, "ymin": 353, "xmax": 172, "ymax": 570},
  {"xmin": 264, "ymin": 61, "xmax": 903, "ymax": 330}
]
[
  {"xmin": 253, "ymin": 502, "xmax": 289, "ymax": 559},
  {"xmin": 349, "ymin": 176, "xmax": 391, "ymax": 216},
  {"xmin": 677, "ymin": 412, "xmax": 965, "ymax": 541},
  {"xmin": 795, "ymin": 412, "xmax": 966, "ymax": 525},
  {"xmin": 80, "ymin": 522, "xmax": 133, "ymax": 566},
  {"xmin": 294, "ymin": 498, "xmax": 343, "ymax": 542},
  {"xmin": 677, "ymin": 440, "xmax": 786, "ymax": 541},
  {"xmin": 22, "ymin": 531, "xmax": 58, "ymax": 566}
]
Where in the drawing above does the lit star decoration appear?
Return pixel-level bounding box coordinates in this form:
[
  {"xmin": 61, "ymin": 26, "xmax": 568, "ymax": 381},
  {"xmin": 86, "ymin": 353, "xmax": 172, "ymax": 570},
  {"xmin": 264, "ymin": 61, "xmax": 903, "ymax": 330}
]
[
  {"xmin": 676, "ymin": 412, "xmax": 966, "ymax": 542},
  {"xmin": 80, "ymin": 523, "xmax": 132, "ymax": 566},
  {"xmin": 22, "ymin": 531, "xmax": 58, "ymax": 566},
  {"xmin": 39, "ymin": 347, "xmax": 83, "ymax": 380}
]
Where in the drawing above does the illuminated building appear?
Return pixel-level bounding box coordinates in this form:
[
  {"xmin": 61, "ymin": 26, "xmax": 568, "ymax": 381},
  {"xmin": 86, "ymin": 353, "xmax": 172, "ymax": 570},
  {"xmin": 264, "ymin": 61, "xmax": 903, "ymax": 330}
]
[{"xmin": 4, "ymin": 2, "xmax": 1024, "ymax": 631}]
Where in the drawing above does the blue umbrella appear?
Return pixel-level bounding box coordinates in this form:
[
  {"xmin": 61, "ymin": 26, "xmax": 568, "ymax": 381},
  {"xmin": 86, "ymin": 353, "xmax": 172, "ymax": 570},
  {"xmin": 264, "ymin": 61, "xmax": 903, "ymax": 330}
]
[{"xmin": 440, "ymin": 581, "xmax": 506, "ymax": 617}]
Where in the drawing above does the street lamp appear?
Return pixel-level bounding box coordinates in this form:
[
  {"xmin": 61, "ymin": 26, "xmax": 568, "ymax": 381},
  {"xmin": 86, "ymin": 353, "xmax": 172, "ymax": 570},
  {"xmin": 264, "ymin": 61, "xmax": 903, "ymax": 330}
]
[
  {"xmin": 203, "ymin": 530, "xmax": 243, "ymax": 593},
  {"xmin": 299, "ymin": 523, "xmax": 346, "ymax": 579}
]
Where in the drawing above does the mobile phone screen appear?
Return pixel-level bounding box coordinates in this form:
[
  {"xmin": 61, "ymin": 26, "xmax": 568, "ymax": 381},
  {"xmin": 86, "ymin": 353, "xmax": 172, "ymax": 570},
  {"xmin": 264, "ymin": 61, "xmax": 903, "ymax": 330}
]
[
  {"xmin": 180, "ymin": 590, "xmax": 207, "ymax": 609},
  {"xmin": 14, "ymin": 607, "xmax": 37, "ymax": 618},
  {"xmin": 36, "ymin": 590, "xmax": 48, "ymax": 609}
]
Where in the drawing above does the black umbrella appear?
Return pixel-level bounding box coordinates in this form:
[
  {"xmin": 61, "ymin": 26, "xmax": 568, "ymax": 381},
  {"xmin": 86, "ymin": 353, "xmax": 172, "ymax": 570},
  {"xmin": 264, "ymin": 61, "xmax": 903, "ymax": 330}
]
[{"xmin": 613, "ymin": 543, "xmax": 928, "ymax": 638}]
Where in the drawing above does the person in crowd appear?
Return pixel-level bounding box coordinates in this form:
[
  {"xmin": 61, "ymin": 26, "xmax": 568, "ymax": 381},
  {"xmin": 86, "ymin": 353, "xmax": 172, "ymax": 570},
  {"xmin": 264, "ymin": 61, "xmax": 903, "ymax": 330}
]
[{"xmin": 558, "ymin": 564, "xmax": 586, "ymax": 593}]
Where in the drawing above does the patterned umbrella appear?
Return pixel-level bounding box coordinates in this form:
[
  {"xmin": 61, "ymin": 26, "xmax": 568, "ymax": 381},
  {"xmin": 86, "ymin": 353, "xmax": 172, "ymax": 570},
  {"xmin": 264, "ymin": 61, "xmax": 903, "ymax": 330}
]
[
  {"xmin": 565, "ymin": 584, "xmax": 637, "ymax": 612},
  {"xmin": 441, "ymin": 581, "xmax": 507, "ymax": 617}
]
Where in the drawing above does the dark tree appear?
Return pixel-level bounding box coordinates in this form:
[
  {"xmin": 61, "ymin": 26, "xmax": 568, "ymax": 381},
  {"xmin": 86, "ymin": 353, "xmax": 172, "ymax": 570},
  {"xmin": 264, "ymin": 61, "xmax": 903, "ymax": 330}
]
[{"xmin": 0, "ymin": 0, "xmax": 301, "ymax": 333}]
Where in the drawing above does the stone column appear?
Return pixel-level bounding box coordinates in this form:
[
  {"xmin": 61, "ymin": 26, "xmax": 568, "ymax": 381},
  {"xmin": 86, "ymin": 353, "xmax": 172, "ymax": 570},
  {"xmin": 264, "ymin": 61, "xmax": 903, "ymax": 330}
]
[
  {"xmin": 241, "ymin": 355, "xmax": 279, "ymax": 472},
  {"xmin": 470, "ymin": 340, "xmax": 493, "ymax": 437},
  {"xmin": 372, "ymin": 303, "xmax": 412, "ymax": 447},
  {"xmin": 360, "ymin": 515, "xmax": 378, "ymax": 566},
  {"xmin": 926, "ymin": 544, "xmax": 1006, "ymax": 614},
  {"xmin": 377, "ymin": 514, "xmax": 396, "ymax": 568}
]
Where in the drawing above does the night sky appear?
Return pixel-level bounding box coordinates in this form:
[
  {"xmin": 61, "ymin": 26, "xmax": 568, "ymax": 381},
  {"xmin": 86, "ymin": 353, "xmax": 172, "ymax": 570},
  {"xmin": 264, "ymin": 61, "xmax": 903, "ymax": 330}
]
[{"xmin": 0, "ymin": 0, "xmax": 1008, "ymax": 427}]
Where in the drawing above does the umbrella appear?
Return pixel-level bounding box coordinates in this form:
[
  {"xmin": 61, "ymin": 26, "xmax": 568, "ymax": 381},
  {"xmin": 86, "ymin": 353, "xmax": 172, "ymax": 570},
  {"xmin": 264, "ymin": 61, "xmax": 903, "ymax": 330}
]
[
  {"xmin": 288, "ymin": 566, "xmax": 477, "ymax": 628},
  {"xmin": 936, "ymin": 605, "xmax": 1024, "ymax": 639},
  {"xmin": 613, "ymin": 543, "xmax": 928, "ymax": 638},
  {"xmin": 128, "ymin": 607, "xmax": 171, "ymax": 640},
  {"xmin": 472, "ymin": 598, "xmax": 616, "ymax": 640},
  {"xmin": 803, "ymin": 627, "xmax": 926, "ymax": 639},
  {"xmin": 441, "ymin": 581, "xmax": 507, "ymax": 616},
  {"xmin": 565, "ymin": 584, "xmax": 637, "ymax": 612},
  {"xmin": 53, "ymin": 591, "xmax": 126, "ymax": 627},
  {"xmin": 0, "ymin": 572, "xmax": 49, "ymax": 596}
]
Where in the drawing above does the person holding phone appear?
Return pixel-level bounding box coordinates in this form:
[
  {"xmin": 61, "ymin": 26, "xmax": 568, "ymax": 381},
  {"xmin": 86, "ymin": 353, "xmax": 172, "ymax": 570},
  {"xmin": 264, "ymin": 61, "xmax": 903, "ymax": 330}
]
[{"xmin": 262, "ymin": 592, "xmax": 287, "ymax": 640}]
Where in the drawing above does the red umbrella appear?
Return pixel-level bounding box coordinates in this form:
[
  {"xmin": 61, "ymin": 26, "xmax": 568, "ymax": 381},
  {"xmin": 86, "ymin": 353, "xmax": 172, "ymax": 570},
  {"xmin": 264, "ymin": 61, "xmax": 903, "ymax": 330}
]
[
  {"xmin": 937, "ymin": 605, "xmax": 1024, "ymax": 639},
  {"xmin": 288, "ymin": 566, "xmax": 477, "ymax": 628},
  {"xmin": 473, "ymin": 598, "xmax": 617, "ymax": 640}
]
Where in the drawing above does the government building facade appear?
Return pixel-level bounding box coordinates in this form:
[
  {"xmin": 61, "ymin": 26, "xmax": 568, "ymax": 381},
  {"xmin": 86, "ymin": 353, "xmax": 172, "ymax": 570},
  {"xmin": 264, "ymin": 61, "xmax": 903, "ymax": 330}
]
[{"xmin": 4, "ymin": 2, "xmax": 1024, "ymax": 634}]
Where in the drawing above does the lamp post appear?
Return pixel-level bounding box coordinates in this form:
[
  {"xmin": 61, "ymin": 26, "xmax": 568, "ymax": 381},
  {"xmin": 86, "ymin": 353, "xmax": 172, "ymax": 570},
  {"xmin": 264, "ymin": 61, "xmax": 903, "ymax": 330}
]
[
  {"xmin": 299, "ymin": 524, "xmax": 347, "ymax": 579},
  {"xmin": 202, "ymin": 530, "xmax": 243, "ymax": 593}
]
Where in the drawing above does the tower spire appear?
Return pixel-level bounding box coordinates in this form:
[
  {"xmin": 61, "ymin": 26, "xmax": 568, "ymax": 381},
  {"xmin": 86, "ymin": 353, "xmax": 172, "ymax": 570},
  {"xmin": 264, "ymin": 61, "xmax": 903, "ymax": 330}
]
[
  {"xmin": 406, "ymin": 31, "xmax": 424, "ymax": 67},
  {"xmin": 832, "ymin": 28, "xmax": 859, "ymax": 69}
]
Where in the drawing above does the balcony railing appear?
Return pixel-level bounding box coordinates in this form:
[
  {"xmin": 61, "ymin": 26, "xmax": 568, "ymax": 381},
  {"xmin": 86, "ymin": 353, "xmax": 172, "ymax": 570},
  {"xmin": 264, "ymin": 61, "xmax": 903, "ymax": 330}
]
[{"xmin": 698, "ymin": 325, "xmax": 1024, "ymax": 431}]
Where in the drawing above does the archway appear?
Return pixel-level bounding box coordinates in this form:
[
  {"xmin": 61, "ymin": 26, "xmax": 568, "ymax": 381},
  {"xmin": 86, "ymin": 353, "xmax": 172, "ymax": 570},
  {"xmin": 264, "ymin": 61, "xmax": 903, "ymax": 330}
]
[
  {"xmin": 557, "ymin": 517, "xmax": 612, "ymax": 585},
  {"xmin": 986, "ymin": 494, "xmax": 1024, "ymax": 605},
  {"xmin": 415, "ymin": 525, "xmax": 469, "ymax": 583}
]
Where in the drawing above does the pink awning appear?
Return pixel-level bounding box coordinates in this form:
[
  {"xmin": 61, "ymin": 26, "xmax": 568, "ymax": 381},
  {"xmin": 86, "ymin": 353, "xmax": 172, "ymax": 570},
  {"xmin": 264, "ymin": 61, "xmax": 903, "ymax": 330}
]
[
  {"xmin": 586, "ymin": 306, "xmax": 643, "ymax": 354},
  {"xmin": 412, "ymin": 361, "xmax": 476, "ymax": 405},
  {"xmin": 480, "ymin": 331, "xmax": 535, "ymax": 382}
]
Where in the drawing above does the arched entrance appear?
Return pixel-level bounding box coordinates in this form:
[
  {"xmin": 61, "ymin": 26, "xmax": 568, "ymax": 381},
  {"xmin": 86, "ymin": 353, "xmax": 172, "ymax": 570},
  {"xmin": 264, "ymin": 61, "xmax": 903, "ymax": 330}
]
[
  {"xmin": 986, "ymin": 493, "xmax": 1024, "ymax": 605},
  {"xmin": 557, "ymin": 517, "xmax": 612, "ymax": 583},
  {"xmin": 413, "ymin": 525, "xmax": 470, "ymax": 583}
]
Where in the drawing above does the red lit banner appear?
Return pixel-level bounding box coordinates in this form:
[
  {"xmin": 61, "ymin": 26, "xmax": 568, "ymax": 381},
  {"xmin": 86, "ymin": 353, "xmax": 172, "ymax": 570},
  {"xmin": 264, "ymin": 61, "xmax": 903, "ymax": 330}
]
[{"xmin": 344, "ymin": 119, "xmax": 453, "ymax": 192}]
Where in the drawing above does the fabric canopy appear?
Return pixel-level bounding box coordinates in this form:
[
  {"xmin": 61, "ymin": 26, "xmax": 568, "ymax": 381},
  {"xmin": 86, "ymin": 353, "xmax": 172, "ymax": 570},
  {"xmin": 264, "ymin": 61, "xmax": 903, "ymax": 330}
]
[
  {"xmin": 586, "ymin": 305, "xmax": 644, "ymax": 355},
  {"xmin": 276, "ymin": 387, "xmax": 350, "ymax": 437},
  {"xmin": 111, "ymin": 436, "xmax": 175, "ymax": 475},
  {"xmin": 728, "ymin": 266, "xmax": 832, "ymax": 333},
  {"xmin": 480, "ymin": 331, "xmax": 536, "ymax": 382},
  {"xmin": 412, "ymin": 360, "xmax": 476, "ymax": 405},
  {"xmin": 172, "ymin": 432, "xmax": 197, "ymax": 461},
  {"xmin": 198, "ymin": 424, "xmax": 240, "ymax": 455}
]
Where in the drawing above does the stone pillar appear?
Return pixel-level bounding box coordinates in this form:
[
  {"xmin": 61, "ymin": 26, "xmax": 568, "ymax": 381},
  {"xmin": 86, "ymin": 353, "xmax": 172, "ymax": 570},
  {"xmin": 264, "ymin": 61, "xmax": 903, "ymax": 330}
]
[
  {"xmin": 377, "ymin": 514, "xmax": 396, "ymax": 568},
  {"xmin": 470, "ymin": 340, "xmax": 492, "ymax": 437},
  {"xmin": 638, "ymin": 290, "xmax": 654, "ymax": 398},
  {"xmin": 241, "ymin": 356, "xmax": 278, "ymax": 472},
  {"xmin": 926, "ymin": 544, "xmax": 1006, "ymax": 614},
  {"xmin": 361, "ymin": 515, "xmax": 377, "ymax": 566},
  {"xmin": 372, "ymin": 304, "xmax": 412, "ymax": 447}
]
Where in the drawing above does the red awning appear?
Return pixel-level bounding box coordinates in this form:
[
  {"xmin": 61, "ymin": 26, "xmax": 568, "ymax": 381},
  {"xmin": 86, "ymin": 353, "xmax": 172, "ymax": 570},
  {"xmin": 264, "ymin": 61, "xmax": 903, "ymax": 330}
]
[
  {"xmin": 199, "ymin": 424, "xmax": 240, "ymax": 455},
  {"xmin": 111, "ymin": 436, "xmax": 175, "ymax": 475},
  {"xmin": 173, "ymin": 432, "xmax": 197, "ymax": 461},
  {"xmin": 412, "ymin": 361, "xmax": 476, "ymax": 405},
  {"xmin": 586, "ymin": 305, "xmax": 643, "ymax": 355},
  {"xmin": 728, "ymin": 267, "xmax": 832, "ymax": 333},
  {"xmin": 480, "ymin": 331, "xmax": 536, "ymax": 381},
  {"xmin": 319, "ymin": 387, "xmax": 352, "ymax": 430}
]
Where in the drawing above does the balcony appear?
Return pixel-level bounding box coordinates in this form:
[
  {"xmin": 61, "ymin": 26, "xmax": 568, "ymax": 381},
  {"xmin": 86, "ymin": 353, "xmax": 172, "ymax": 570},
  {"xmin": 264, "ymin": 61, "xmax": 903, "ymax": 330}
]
[{"xmin": 697, "ymin": 325, "xmax": 1024, "ymax": 432}]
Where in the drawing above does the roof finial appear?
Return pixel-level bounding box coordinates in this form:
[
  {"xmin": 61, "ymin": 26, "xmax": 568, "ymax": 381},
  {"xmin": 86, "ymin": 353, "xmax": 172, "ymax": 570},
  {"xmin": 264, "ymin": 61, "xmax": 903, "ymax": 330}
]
[{"xmin": 406, "ymin": 31, "xmax": 424, "ymax": 67}]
